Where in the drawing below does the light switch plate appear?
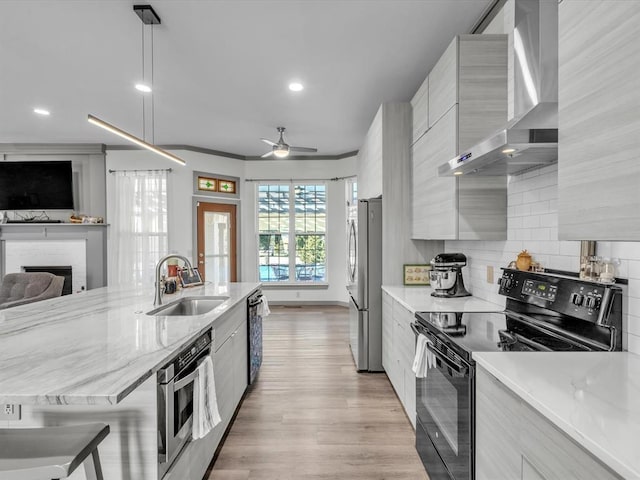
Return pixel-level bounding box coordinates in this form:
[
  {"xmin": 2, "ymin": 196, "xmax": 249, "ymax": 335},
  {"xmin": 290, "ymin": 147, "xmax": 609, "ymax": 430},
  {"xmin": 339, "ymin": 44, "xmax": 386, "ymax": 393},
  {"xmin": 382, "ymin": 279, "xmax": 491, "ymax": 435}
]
[
  {"xmin": 486, "ymin": 265, "xmax": 494, "ymax": 284},
  {"xmin": 2, "ymin": 404, "xmax": 21, "ymax": 420}
]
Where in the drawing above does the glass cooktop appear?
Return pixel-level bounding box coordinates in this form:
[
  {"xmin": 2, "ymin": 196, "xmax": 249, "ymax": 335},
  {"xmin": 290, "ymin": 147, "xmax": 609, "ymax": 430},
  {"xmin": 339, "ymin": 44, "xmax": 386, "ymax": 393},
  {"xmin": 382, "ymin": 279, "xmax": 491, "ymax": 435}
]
[
  {"xmin": 415, "ymin": 311, "xmax": 507, "ymax": 359},
  {"xmin": 414, "ymin": 310, "xmax": 601, "ymax": 361}
]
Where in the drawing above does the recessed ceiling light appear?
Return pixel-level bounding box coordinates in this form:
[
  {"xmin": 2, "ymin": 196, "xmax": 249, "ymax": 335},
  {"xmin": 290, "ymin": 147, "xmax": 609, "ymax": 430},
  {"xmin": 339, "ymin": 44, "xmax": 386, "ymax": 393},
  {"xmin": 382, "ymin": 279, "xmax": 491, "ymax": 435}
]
[
  {"xmin": 288, "ymin": 82, "xmax": 304, "ymax": 92},
  {"xmin": 454, "ymin": 171, "xmax": 463, "ymax": 176},
  {"xmin": 33, "ymin": 108, "xmax": 50, "ymax": 116},
  {"xmin": 502, "ymin": 148, "xmax": 516, "ymax": 154},
  {"xmin": 135, "ymin": 83, "xmax": 152, "ymax": 93}
]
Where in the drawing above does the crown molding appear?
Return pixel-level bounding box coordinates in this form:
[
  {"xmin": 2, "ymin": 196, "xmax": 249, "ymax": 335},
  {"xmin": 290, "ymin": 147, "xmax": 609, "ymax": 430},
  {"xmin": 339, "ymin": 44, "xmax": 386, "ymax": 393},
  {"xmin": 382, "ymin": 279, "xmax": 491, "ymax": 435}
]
[
  {"xmin": 0, "ymin": 143, "xmax": 106, "ymax": 155},
  {"xmin": 106, "ymin": 144, "xmax": 358, "ymax": 161}
]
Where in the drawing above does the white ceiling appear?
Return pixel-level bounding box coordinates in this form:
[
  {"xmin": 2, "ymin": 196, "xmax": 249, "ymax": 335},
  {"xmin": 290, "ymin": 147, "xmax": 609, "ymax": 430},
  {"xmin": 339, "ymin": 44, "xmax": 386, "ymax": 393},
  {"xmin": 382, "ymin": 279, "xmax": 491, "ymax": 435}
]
[{"xmin": 0, "ymin": 0, "xmax": 493, "ymax": 157}]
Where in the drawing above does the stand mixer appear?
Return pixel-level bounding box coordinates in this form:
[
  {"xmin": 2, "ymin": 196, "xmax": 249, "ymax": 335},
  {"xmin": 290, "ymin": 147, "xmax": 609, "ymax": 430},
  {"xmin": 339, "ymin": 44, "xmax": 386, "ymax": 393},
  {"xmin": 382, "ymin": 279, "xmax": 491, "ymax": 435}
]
[{"xmin": 429, "ymin": 253, "xmax": 471, "ymax": 298}]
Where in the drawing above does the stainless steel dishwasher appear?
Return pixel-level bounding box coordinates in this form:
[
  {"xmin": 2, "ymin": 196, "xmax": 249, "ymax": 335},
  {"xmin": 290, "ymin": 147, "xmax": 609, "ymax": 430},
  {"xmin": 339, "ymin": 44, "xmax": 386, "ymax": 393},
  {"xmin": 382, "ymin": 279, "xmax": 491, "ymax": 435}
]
[{"xmin": 247, "ymin": 290, "xmax": 263, "ymax": 385}]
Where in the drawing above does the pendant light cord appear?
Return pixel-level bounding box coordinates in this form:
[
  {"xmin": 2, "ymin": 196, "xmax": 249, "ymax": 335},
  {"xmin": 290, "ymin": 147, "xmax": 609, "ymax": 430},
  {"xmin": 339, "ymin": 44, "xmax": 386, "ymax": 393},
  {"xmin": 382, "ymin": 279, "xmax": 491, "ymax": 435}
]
[
  {"xmin": 140, "ymin": 22, "xmax": 156, "ymax": 144},
  {"xmin": 151, "ymin": 24, "xmax": 155, "ymax": 145},
  {"xmin": 141, "ymin": 22, "xmax": 146, "ymax": 142}
]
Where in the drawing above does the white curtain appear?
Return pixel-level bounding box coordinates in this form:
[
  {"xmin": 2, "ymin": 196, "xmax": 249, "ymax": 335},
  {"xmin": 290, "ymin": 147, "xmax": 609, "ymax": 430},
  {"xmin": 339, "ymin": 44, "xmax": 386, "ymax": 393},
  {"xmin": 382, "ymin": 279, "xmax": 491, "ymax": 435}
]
[{"xmin": 110, "ymin": 170, "xmax": 168, "ymax": 286}]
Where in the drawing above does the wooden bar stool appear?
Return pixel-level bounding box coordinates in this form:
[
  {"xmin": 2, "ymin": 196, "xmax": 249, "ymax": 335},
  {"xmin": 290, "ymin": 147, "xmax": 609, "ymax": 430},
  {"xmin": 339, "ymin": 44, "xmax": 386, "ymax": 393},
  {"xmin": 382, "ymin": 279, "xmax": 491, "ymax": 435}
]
[{"xmin": 0, "ymin": 423, "xmax": 110, "ymax": 480}]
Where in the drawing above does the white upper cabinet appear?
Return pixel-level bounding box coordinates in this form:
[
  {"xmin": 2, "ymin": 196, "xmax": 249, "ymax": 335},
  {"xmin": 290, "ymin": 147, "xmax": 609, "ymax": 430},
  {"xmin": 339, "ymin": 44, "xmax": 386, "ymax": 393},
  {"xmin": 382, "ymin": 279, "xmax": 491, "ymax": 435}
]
[
  {"xmin": 412, "ymin": 106, "xmax": 458, "ymax": 239},
  {"xmin": 357, "ymin": 107, "xmax": 383, "ymax": 199},
  {"xmin": 411, "ymin": 35, "xmax": 508, "ymax": 240},
  {"xmin": 428, "ymin": 39, "xmax": 458, "ymax": 128},
  {"xmin": 558, "ymin": 0, "xmax": 640, "ymax": 240},
  {"xmin": 411, "ymin": 75, "xmax": 429, "ymax": 145}
]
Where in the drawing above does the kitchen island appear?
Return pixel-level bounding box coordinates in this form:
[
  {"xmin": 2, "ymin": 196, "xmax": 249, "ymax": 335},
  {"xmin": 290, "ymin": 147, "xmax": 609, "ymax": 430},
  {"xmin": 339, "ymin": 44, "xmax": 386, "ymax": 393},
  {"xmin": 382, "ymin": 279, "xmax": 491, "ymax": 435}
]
[
  {"xmin": 0, "ymin": 281, "xmax": 260, "ymax": 479},
  {"xmin": 474, "ymin": 352, "xmax": 640, "ymax": 480}
]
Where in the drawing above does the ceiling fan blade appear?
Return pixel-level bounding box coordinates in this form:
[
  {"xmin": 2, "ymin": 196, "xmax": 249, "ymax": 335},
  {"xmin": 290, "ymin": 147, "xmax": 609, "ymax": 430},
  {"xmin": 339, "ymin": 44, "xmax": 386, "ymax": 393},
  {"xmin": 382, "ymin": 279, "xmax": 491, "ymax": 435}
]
[
  {"xmin": 289, "ymin": 146, "xmax": 318, "ymax": 153},
  {"xmin": 261, "ymin": 138, "xmax": 277, "ymax": 146},
  {"xmin": 261, "ymin": 151, "xmax": 274, "ymax": 158}
]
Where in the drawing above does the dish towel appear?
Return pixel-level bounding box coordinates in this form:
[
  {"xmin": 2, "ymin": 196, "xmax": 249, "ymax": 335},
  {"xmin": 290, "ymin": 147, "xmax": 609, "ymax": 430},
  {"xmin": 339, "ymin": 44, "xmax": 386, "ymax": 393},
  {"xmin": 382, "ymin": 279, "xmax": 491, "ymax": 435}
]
[
  {"xmin": 257, "ymin": 295, "xmax": 271, "ymax": 317},
  {"xmin": 192, "ymin": 356, "xmax": 222, "ymax": 440},
  {"xmin": 412, "ymin": 334, "xmax": 435, "ymax": 378}
]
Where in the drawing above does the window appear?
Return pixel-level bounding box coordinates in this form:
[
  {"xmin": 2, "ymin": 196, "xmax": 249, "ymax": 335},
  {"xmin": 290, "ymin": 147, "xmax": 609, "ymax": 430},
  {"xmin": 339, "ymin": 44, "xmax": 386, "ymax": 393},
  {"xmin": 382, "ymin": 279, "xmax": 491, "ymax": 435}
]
[
  {"xmin": 258, "ymin": 183, "xmax": 326, "ymax": 283},
  {"xmin": 110, "ymin": 170, "xmax": 168, "ymax": 285}
]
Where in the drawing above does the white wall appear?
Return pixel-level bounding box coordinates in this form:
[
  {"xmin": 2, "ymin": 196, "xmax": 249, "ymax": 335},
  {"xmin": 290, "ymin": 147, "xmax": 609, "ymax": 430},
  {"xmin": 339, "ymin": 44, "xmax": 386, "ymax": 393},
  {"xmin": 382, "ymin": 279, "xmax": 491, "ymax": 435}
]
[
  {"xmin": 242, "ymin": 157, "xmax": 356, "ymax": 304},
  {"xmin": 106, "ymin": 149, "xmax": 356, "ymax": 304},
  {"xmin": 106, "ymin": 149, "xmax": 244, "ymax": 257},
  {"xmin": 446, "ymin": 163, "xmax": 640, "ymax": 354}
]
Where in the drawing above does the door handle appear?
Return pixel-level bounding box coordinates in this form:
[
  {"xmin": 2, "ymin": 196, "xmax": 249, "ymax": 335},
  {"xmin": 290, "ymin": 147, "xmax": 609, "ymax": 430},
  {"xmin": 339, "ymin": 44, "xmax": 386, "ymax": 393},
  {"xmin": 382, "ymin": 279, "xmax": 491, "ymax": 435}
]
[
  {"xmin": 174, "ymin": 370, "xmax": 199, "ymax": 391},
  {"xmin": 426, "ymin": 344, "xmax": 468, "ymax": 375},
  {"xmin": 410, "ymin": 323, "xmax": 420, "ymax": 336}
]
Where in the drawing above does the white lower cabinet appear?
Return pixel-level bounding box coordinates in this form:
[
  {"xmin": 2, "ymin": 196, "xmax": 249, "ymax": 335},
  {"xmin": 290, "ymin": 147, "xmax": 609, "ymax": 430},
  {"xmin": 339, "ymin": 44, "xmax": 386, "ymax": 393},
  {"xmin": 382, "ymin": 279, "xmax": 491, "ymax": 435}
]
[
  {"xmin": 213, "ymin": 335, "xmax": 235, "ymax": 425},
  {"xmin": 382, "ymin": 292, "xmax": 395, "ymax": 382},
  {"xmin": 476, "ymin": 366, "xmax": 622, "ymax": 480},
  {"xmin": 381, "ymin": 291, "xmax": 416, "ymax": 428},
  {"xmin": 213, "ymin": 302, "xmax": 248, "ymax": 428}
]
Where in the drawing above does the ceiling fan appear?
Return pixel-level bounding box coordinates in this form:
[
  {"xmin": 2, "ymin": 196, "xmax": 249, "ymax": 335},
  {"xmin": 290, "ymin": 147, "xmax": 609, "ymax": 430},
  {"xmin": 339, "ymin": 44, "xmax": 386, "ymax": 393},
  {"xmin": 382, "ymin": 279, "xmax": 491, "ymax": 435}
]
[{"xmin": 260, "ymin": 127, "xmax": 317, "ymax": 158}]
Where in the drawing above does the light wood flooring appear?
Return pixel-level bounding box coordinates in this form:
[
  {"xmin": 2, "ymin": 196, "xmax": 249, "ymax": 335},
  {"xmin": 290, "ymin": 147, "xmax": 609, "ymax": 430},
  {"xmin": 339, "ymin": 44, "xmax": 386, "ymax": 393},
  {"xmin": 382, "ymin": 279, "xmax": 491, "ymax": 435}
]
[{"xmin": 206, "ymin": 305, "xmax": 429, "ymax": 480}]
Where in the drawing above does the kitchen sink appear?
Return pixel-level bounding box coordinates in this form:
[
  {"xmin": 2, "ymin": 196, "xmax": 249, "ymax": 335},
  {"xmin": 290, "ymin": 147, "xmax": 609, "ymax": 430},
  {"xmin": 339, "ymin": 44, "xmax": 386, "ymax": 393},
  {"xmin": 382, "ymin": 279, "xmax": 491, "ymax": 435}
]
[{"xmin": 147, "ymin": 296, "xmax": 229, "ymax": 316}]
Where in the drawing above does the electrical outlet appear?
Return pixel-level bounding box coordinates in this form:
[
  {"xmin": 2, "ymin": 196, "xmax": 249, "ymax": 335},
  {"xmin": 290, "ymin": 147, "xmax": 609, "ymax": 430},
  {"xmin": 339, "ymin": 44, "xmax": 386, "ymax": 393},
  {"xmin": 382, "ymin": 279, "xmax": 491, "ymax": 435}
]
[
  {"xmin": 2, "ymin": 404, "xmax": 21, "ymax": 420},
  {"xmin": 486, "ymin": 265, "xmax": 494, "ymax": 284}
]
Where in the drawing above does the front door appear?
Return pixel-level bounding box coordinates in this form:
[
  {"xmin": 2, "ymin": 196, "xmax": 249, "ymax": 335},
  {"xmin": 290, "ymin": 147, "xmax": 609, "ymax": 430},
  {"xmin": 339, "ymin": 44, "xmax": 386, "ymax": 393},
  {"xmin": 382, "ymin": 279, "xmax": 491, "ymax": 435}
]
[{"xmin": 196, "ymin": 202, "xmax": 237, "ymax": 283}]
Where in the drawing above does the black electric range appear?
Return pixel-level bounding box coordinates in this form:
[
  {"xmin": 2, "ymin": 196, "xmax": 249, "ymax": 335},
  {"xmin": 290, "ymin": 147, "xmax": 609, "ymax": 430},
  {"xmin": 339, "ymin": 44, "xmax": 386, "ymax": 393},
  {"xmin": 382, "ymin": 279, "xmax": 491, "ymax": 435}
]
[{"xmin": 411, "ymin": 268, "xmax": 623, "ymax": 480}]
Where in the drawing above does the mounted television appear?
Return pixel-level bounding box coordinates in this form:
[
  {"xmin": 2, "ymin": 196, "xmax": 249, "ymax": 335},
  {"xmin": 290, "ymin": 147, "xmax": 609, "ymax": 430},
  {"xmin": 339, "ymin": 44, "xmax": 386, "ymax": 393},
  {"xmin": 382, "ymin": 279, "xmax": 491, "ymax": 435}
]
[{"xmin": 0, "ymin": 161, "xmax": 75, "ymax": 210}]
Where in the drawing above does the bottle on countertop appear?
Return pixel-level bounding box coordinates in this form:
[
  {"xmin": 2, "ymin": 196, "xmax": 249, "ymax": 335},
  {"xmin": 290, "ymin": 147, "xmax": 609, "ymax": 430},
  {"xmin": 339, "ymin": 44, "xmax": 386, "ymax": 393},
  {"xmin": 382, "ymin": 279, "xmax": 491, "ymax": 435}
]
[
  {"xmin": 584, "ymin": 256, "xmax": 602, "ymax": 281},
  {"xmin": 598, "ymin": 257, "xmax": 619, "ymax": 283}
]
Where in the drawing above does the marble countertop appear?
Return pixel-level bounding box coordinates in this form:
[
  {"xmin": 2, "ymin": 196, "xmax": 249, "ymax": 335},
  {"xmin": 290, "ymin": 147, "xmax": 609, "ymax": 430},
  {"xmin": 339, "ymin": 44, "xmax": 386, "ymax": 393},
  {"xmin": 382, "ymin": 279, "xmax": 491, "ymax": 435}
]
[
  {"xmin": 0, "ymin": 282, "xmax": 260, "ymax": 406},
  {"xmin": 381, "ymin": 285, "xmax": 503, "ymax": 314},
  {"xmin": 474, "ymin": 352, "xmax": 640, "ymax": 480}
]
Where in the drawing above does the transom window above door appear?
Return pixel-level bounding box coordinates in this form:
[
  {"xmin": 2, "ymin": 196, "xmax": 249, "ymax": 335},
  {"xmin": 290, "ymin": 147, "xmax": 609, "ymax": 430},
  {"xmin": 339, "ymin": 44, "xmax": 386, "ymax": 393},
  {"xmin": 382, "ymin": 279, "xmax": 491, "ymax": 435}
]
[{"xmin": 258, "ymin": 183, "xmax": 327, "ymax": 284}]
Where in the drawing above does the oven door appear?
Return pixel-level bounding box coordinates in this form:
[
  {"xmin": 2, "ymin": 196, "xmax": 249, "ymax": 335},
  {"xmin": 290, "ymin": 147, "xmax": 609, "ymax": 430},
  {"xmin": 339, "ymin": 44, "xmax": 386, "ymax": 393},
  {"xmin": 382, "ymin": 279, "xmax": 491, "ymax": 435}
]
[
  {"xmin": 414, "ymin": 327, "xmax": 473, "ymax": 480},
  {"xmin": 159, "ymin": 347, "xmax": 211, "ymax": 473}
]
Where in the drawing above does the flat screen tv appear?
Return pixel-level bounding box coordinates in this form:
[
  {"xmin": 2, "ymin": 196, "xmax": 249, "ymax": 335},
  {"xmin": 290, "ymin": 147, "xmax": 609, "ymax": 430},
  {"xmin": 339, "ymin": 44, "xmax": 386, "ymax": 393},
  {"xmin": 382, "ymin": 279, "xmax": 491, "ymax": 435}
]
[{"xmin": 0, "ymin": 161, "xmax": 75, "ymax": 210}]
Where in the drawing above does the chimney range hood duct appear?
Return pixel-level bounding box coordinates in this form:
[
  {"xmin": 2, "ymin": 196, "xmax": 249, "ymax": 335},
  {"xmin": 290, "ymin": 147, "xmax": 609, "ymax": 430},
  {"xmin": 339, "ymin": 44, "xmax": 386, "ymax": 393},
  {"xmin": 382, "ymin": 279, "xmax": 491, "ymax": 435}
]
[{"xmin": 440, "ymin": 0, "xmax": 558, "ymax": 177}]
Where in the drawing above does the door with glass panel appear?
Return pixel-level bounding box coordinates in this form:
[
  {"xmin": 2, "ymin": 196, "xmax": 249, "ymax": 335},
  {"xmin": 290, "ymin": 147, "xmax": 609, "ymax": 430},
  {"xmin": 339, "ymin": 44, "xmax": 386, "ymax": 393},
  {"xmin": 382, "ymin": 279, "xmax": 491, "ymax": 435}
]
[{"xmin": 196, "ymin": 202, "xmax": 237, "ymax": 283}]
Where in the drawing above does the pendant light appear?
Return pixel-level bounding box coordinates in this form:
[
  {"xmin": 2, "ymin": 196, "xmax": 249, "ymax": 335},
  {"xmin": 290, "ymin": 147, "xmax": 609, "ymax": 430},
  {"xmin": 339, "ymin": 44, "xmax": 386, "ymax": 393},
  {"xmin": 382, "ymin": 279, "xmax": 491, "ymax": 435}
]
[{"xmin": 89, "ymin": 4, "xmax": 186, "ymax": 166}]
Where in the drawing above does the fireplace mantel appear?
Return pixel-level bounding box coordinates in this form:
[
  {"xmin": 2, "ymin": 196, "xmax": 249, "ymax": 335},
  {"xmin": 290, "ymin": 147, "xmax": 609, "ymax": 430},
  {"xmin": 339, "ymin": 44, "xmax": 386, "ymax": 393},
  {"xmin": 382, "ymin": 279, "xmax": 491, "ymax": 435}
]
[{"xmin": 0, "ymin": 223, "xmax": 108, "ymax": 290}]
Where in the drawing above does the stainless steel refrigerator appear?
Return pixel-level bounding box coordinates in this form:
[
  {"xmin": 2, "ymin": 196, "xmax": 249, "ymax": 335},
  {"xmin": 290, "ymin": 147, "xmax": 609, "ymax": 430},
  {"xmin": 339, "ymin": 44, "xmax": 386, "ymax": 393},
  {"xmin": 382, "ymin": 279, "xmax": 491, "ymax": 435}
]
[{"xmin": 346, "ymin": 197, "xmax": 383, "ymax": 372}]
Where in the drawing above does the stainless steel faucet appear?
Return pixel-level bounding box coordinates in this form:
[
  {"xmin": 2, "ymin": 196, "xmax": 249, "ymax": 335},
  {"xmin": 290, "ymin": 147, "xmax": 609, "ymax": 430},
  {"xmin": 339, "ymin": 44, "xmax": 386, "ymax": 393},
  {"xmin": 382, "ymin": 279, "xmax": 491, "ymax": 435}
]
[{"xmin": 154, "ymin": 254, "xmax": 195, "ymax": 306}]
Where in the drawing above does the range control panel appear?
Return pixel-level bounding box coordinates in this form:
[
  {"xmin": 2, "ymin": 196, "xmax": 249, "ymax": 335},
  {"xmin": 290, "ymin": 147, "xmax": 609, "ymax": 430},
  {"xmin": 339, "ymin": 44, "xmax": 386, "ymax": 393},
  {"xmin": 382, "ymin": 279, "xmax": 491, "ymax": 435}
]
[
  {"xmin": 499, "ymin": 268, "xmax": 621, "ymax": 324},
  {"xmin": 522, "ymin": 279, "xmax": 558, "ymax": 301},
  {"xmin": 176, "ymin": 329, "xmax": 212, "ymax": 371}
]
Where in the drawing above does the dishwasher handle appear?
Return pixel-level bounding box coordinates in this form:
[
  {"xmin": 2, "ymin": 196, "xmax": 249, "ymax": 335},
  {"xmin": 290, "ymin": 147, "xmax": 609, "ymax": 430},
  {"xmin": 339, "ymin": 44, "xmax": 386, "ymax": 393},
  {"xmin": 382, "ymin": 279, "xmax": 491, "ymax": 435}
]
[{"xmin": 248, "ymin": 292, "xmax": 264, "ymax": 307}]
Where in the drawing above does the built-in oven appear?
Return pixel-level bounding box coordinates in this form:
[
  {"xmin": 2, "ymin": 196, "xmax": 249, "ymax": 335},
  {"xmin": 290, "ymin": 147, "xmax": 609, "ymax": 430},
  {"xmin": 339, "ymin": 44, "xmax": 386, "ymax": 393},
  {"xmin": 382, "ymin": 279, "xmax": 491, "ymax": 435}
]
[
  {"xmin": 412, "ymin": 322, "xmax": 473, "ymax": 480},
  {"xmin": 157, "ymin": 329, "xmax": 213, "ymax": 477}
]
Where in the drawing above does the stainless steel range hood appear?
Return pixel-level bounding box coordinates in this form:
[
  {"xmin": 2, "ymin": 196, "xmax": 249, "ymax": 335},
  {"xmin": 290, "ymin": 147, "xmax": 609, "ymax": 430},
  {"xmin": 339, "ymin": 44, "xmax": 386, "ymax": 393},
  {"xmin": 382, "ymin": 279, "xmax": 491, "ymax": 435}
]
[
  {"xmin": 440, "ymin": 0, "xmax": 558, "ymax": 177},
  {"xmin": 438, "ymin": 128, "xmax": 558, "ymax": 176}
]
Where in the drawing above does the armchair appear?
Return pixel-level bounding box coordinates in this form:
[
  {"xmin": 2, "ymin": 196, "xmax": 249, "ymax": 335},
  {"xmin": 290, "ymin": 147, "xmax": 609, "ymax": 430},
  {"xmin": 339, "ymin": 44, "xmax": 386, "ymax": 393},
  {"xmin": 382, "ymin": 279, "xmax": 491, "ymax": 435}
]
[{"xmin": 0, "ymin": 272, "xmax": 65, "ymax": 310}]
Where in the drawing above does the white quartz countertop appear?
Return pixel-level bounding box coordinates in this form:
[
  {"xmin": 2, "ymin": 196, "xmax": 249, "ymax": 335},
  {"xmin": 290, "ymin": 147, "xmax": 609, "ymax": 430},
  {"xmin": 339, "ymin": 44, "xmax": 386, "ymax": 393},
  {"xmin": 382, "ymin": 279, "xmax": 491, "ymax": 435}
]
[
  {"xmin": 474, "ymin": 352, "xmax": 640, "ymax": 480},
  {"xmin": 0, "ymin": 282, "xmax": 260, "ymax": 406},
  {"xmin": 381, "ymin": 285, "xmax": 503, "ymax": 314}
]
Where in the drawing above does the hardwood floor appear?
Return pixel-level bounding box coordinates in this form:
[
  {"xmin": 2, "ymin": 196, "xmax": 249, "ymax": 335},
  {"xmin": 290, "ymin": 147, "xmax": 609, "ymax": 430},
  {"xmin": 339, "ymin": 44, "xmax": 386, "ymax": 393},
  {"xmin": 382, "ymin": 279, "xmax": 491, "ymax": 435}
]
[{"xmin": 206, "ymin": 305, "xmax": 429, "ymax": 480}]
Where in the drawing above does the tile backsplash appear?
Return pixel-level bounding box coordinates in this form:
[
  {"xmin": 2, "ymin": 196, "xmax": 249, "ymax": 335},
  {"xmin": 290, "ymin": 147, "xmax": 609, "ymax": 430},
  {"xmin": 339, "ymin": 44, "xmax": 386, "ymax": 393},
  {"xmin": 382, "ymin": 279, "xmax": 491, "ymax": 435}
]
[{"xmin": 446, "ymin": 163, "xmax": 640, "ymax": 353}]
